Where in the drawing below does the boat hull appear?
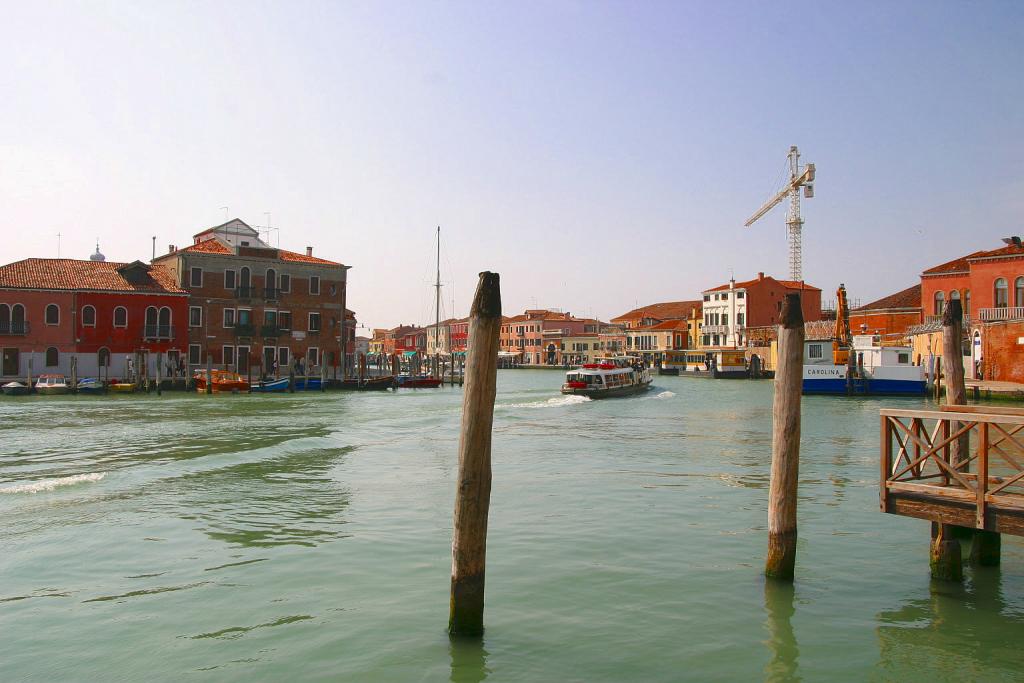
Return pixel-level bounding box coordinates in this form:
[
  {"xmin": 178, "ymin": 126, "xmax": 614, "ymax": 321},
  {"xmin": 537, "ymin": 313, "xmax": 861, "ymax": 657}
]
[
  {"xmin": 77, "ymin": 381, "xmax": 106, "ymax": 395},
  {"xmin": 36, "ymin": 386, "xmax": 69, "ymax": 395},
  {"xmin": 109, "ymin": 383, "xmax": 135, "ymax": 393},
  {"xmin": 561, "ymin": 381, "xmax": 653, "ymax": 399},
  {"xmin": 396, "ymin": 376, "xmax": 443, "ymax": 388},
  {"xmin": 802, "ymin": 377, "xmax": 926, "ymax": 396},
  {"xmin": 336, "ymin": 376, "xmax": 394, "ymax": 391},
  {"xmin": 252, "ymin": 378, "xmax": 290, "ymax": 393},
  {"xmin": 2, "ymin": 383, "xmax": 30, "ymax": 396}
]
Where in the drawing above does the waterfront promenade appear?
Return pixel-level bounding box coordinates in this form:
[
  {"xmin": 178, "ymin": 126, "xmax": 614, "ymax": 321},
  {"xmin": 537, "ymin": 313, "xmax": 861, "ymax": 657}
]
[{"xmin": 2, "ymin": 372, "xmax": 1022, "ymax": 680}]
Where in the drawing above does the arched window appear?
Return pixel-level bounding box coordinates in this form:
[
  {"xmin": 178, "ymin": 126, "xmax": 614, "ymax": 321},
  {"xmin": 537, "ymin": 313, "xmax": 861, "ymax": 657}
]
[
  {"xmin": 45, "ymin": 347, "xmax": 59, "ymax": 367},
  {"xmin": 1016, "ymin": 277, "xmax": 1024, "ymax": 308},
  {"xmin": 98, "ymin": 347, "xmax": 110, "ymax": 368},
  {"xmin": 82, "ymin": 305, "xmax": 96, "ymax": 326},
  {"xmin": 266, "ymin": 268, "xmax": 277, "ymax": 293},
  {"xmin": 933, "ymin": 291, "xmax": 944, "ymax": 316},
  {"xmin": 45, "ymin": 304, "xmax": 59, "ymax": 325},
  {"xmin": 145, "ymin": 306, "xmax": 158, "ymax": 326},
  {"xmin": 995, "ymin": 278, "xmax": 1008, "ymax": 308},
  {"xmin": 12, "ymin": 304, "xmax": 24, "ymax": 324},
  {"xmin": 158, "ymin": 307, "xmax": 171, "ymax": 338},
  {"xmin": 0, "ymin": 304, "xmax": 9, "ymax": 333},
  {"xmin": 965, "ymin": 290, "xmax": 971, "ymax": 318},
  {"xmin": 113, "ymin": 306, "xmax": 128, "ymax": 327},
  {"xmin": 240, "ymin": 267, "xmax": 251, "ymax": 288}
]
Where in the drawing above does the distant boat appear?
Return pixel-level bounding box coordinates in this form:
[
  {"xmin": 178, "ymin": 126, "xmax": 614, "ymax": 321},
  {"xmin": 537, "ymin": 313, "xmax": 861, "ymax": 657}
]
[
  {"xmin": 803, "ymin": 336, "xmax": 925, "ymax": 396},
  {"xmin": 108, "ymin": 382, "xmax": 135, "ymax": 393},
  {"xmin": 337, "ymin": 376, "xmax": 395, "ymax": 391},
  {"xmin": 2, "ymin": 381, "xmax": 30, "ymax": 396},
  {"xmin": 252, "ymin": 377, "xmax": 290, "ymax": 393},
  {"xmin": 76, "ymin": 378, "xmax": 106, "ymax": 395},
  {"xmin": 396, "ymin": 374, "xmax": 443, "ymax": 389},
  {"xmin": 293, "ymin": 377, "xmax": 322, "ymax": 391},
  {"xmin": 35, "ymin": 374, "xmax": 69, "ymax": 395},
  {"xmin": 194, "ymin": 370, "xmax": 250, "ymax": 393}
]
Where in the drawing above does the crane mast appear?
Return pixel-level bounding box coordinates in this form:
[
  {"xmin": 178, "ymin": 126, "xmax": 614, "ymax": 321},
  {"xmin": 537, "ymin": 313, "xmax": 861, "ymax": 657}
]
[{"xmin": 744, "ymin": 146, "xmax": 815, "ymax": 281}]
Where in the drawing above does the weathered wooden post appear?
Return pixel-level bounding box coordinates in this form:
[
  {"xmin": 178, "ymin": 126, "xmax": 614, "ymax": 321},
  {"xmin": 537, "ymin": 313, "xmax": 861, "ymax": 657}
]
[
  {"xmin": 449, "ymin": 272, "xmax": 501, "ymax": 636},
  {"xmin": 288, "ymin": 367, "xmax": 295, "ymax": 393},
  {"xmin": 156, "ymin": 353, "xmax": 163, "ymax": 396},
  {"xmin": 321, "ymin": 359, "xmax": 328, "ymax": 392},
  {"xmin": 205, "ymin": 354, "xmax": 213, "ymax": 395},
  {"xmin": 766, "ymin": 293, "xmax": 804, "ymax": 580},
  {"xmin": 27, "ymin": 355, "xmax": 33, "ymax": 393},
  {"xmin": 70, "ymin": 356, "xmax": 78, "ymax": 394}
]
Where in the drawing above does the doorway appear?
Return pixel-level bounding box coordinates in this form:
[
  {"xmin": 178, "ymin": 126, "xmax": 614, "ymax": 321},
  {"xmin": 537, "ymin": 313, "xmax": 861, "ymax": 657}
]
[
  {"xmin": 263, "ymin": 346, "xmax": 277, "ymax": 376},
  {"xmin": 2, "ymin": 348, "xmax": 18, "ymax": 376},
  {"xmin": 238, "ymin": 346, "xmax": 250, "ymax": 375}
]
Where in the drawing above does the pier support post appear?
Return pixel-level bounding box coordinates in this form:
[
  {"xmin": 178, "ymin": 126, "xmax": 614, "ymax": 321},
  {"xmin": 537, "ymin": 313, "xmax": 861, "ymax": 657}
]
[
  {"xmin": 205, "ymin": 354, "xmax": 213, "ymax": 395},
  {"xmin": 288, "ymin": 368, "xmax": 295, "ymax": 393},
  {"xmin": 449, "ymin": 272, "xmax": 501, "ymax": 637},
  {"xmin": 930, "ymin": 522, "xmax": 963, "ymax": 581},
  {"xmin": 766, "ymin": 293, "xmax": 804, "ymax": 581},
  {"xmin": 156, "ymin": 353, "xmax": 163, "ymax": 396},
  {"xmin": 970, "ymin": 530, "xmax": 1001, "ymax": 566}
]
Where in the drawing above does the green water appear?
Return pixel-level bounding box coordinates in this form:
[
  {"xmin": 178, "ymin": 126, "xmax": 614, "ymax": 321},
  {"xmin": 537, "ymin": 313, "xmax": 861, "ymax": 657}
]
[{"xmin": 2, "ymin": 372, "xmax": 1023, "ymax": 681}]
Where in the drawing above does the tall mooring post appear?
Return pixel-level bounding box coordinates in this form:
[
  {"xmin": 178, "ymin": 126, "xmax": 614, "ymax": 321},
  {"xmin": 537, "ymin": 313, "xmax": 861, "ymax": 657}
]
[
  {"xmin": 766, "ymin": 293, "xmax": 804, "ymax": 580},
  {"xmin": 449, "ymin": 272, "xmax": 501, "ymax": 636},
  {"xmin": 205, "ymin": 354, "xmax": 213, "ymax": 395}
]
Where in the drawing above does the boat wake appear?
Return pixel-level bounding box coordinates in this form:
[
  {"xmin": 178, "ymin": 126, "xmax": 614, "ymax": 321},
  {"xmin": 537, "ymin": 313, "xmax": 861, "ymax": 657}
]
[
  {"xmin": 651, "ymin": 391, "xmax": 676, "ymax": 400},
  {"xmin": 503, "ymin": 395, "xmax": 593, "ymax": 409},
  {"xmin": 0, "ymin": 472, "xmax": 106, "ymax": 494}
]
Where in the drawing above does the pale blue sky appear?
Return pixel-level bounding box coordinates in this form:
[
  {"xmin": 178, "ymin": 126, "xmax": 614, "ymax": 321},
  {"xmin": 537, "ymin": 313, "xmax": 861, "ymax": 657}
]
[{"xmin": 2, "ymin": 1, "xmax": 1021, "ymax": 329}]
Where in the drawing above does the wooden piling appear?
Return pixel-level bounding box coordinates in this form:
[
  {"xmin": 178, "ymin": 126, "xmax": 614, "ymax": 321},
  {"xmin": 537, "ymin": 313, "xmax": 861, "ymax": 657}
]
[
  {"xmin": 449, "ymin": 272, "xmax": 501, "ymax": 636},
  {"xmin": 321, "ymin": 359, "xmax": 328, "ymax": 392},
  {"xmin": 970, "ymin": 530, "xmax": 1001, "ymax": 566},
  {"xmin": 70, "ymin": 356, "xmax": 78, "ymax": 394},
  {"xmin": 156, "ymin": 353, "xmax": 163, "ymax": 396},
  {"xmin": 766, "ymin": 293, "xmax": 804, "ymax": 581},
  {"xmin": 930, "ymin": 522, "xmax": 963, "ymax": 581},
  {"xmin": 205, "ymin": 354, "xmax": 213, "ymax": 395},
  {"xmin": 288, "ymin": 368, "xmax": 295, "ymax": 393}
]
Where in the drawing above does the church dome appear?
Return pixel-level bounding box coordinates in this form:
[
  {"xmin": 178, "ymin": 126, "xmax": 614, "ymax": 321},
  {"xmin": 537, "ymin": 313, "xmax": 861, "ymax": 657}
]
[{"xmin": 90, "ymin": 241, "xmax": 105, "ymax": 262}]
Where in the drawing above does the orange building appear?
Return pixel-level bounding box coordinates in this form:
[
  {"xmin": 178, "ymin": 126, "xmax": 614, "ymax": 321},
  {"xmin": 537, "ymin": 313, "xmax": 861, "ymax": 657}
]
[{"xmin": 848, "ymin": 284, "xmax": 922, "ymax": 337}]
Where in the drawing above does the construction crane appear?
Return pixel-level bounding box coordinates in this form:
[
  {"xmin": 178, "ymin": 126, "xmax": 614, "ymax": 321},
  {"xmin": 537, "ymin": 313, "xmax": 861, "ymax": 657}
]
[{"xmin": 744, "ymin": 146, "xmax": 815, "ymax": 281}]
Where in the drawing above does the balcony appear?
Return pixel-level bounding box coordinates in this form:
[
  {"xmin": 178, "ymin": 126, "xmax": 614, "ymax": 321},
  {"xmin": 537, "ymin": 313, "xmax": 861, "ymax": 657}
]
[
  {"xmin": 0, "ymin": 321, "xmax": 30, "ymax": 336},
  {"xmin": 234, "ymin": 323, "xmax": 256, "ymax": 337},
  {"xmin": 235, "ymin": 285, "xmax": 256, "ymax": 300},
  {"xmin": 978, "ymin": 307, "xmax": 1024, "ymax": 323},
  {"xmin": 263, "ymin": 287, "xmax": 279, "ymax": 301},
  {"xmin": 143, "ymin": 324, "xmax": 174, "ymax": 340},
  {"xmin": 924, "ymin": 314, "xmax": 972, "ymax": 325},
  {"xmin": 260, "ymin": 324, "xmax": 282, "ymax": 338}
]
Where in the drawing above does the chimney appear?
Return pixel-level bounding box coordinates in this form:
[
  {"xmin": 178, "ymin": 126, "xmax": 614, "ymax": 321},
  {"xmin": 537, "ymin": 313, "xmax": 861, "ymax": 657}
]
[
  {"xmin": 306, "ymin": 246, "xmax": 313, "ymax": 257},
  {"xmin": 758, "ymin": 272, "xmax": 765, "ymax": 280},
  {"xmin": 168, "ymin": 244, "xmax": 176, "ymax": 254}
]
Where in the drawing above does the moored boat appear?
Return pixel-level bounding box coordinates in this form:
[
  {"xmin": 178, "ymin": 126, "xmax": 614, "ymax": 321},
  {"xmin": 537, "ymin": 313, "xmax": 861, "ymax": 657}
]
[
  {"xmin": 2, "ymin": 381, "xmax": 30, "ymax": 396},
  {"xmin": 396, "ymin": 374, "xmax": 443, "ymax": 388},
  {"xmin": 561, "ymin": 357, "xmax": 652, "ymax": 398},
  {"xmin": 803, "ymin": 335, "xmax": 925, "ymax": 396},
  {"xmin": 76, "ymin": 378, "xmax": 106, "ymax": 395},
  {"xmin": 194, "ymin": 369, "xmax": 250, "ymax": 393},
  {"xmin": 662, "ymin": 349, "xmax": 749, "ymax": 378},
  {"xmin": 108, "ymin": 382, "xmax": 135, "ymax": 393},
  {"xmin": 336, "ymin": 376, "xmax": 395, "ymax": 391},
  {"xmin": 35, "ymin": 374, "xmax": 69, "ymax": 395},
  {"xmin": 252, "ymin": 377, "xmax": 290, "ymax": 393}
]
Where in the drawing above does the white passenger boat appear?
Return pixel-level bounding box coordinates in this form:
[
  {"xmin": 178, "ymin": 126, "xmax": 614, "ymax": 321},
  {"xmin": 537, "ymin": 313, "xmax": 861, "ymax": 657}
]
[
  {"xmin": 803, "ymin": 335, "xmax": 925, "ymax": 395},
  {"xmin": 35, "ymin": 374, "xmax": 70, "ymax": 395},
  {"xmin": 561, "ymin": 357, "xmax": 653, "ymax": 398}
]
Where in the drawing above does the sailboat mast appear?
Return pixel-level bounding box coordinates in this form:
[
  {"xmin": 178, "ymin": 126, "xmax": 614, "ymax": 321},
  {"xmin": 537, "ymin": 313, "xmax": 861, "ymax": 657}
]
[{"xmin": 434, "ymin": 226, "xmax": 442, "ymax": 375}]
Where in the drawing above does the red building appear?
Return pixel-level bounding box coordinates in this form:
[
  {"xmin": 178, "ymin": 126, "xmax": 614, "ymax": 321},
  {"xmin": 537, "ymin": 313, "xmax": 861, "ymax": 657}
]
[
  {"xmin": 848, "ymin": 284, "xmax": 922, "ymax": 337},
  {"xmin": 0, "ymin": 257, "xmax": 188, "ymax": 380}
]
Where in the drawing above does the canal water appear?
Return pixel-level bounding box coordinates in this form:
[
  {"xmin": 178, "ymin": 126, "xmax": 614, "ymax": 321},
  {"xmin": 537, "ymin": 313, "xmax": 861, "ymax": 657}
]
[{"xmin": 2, "ymin": 372, "xmax": 1023, "ymax": 681}]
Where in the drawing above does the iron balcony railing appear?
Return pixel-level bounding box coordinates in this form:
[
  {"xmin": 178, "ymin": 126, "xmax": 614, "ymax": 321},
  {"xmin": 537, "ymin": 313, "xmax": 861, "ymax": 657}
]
[
  {"xmin": 978, "ymin": 307, "xmax": 1024, "ymax": 322},
  {"xmin": 143, "ymin": 324, "xmax": 174, "ymax": 340},
  {"xmin": 263, "ymin": 287, "xmax": 279, "ymax": 300},
  {"xmin": 0, "ymin": 321, "xmax": 30, "ymax": 336},
  {"xmin": 260, "ymin": 324, "xmax": 282, "ymax": 337},
  {"xmin": 234, "ymin": 323, "xmax": 256, "ymax": 337},
  {"xmin": 235, "ymin": 285, "xmax": 255, "ymax": 299}
]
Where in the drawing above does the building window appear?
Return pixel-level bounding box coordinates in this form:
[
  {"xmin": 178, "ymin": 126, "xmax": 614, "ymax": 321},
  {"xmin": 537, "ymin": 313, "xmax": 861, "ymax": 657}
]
[
  {"xmin": 995, "ymin": 278, "xmax": 1008, "ymax": 308},
  {"xmin": 45, "ymin": 347, "xmax": 59, "ymax": 366},
  {"xmin": 98, "ymin": 347, "xmax": 110, "ymax": 367},
  {"xmin": 224, "ymin": 270, "xmax": 236, "ymax": 290},
  {"xmin": 82, "ymin": 305, "xmax": 96, "ymax": 326},
  {"xmin": 189, "ymin": 306, "xmax": 203, "ymax": 327},
  {"xmin": 307, "ymin": 347, "xmax": 319, "ymax": 365},
  {"xmin": 308, "ymin": 312, "xmax": 321, "ymax": 332},
  {"xmin": 897, "ymin": 352, "xmax": 909, "ymax": 364},
  {"xmin": 223, "ymin": 346, "xmax": 235, "ymax": 368},
  {"xmin": 223, "ymin": 308, "xmax": 236, "ymax": 328},
  {"xmin": 280, "ymin": 274, "xmax": 291, "ymax": 293},
  {"xmin": 965, "ymin": 289, "xmax": 971, "ymax": 317},
  {"xmin": 808, "ymin": 344, "xmax": 823, "ymax": 359},
  {"xmin": 737, "ymin": 313, "xmax": 745, "ymax": 326},
  {"xmin": 266, "ymin": 268, "xmax": 277, "ymax": 295},
  {"xmin": 189, "ymin": 344, "xmax": 201, "ymax": 365},
  {"xmin": 240, "ymin": 267, "xmax": 251, "ymax": 289},
  {"xmin": 309, "ymin": 276, "xmax": 320, "ymax": 295},
  {"xmin": 113, "ymin": 306, "xmax": 127, "ymax": 327},
  {"xmin": 279, "ymin": 311, "xmax": 292, "ymax": 330},
  {"xmin": 279, "ymin": 347, "xmax": 290, "ymax": 367},
  {"xmin": 1016, "ymin": 277, "xmax": 1024, "ymax": 308},
  {"xmin": 190, "ymin": 267, "xmax": 203, "ymax": 288},
  {"xmin": 45, "ymin": 304, "xmax": 59, "ymax": 325},
  {"xmin": 934, "ymin": 291, "xmax": 945, "ymax": 315},
  {"xmin": 737, "ymin": 292, "xmax": 744, "ymax": 299}
]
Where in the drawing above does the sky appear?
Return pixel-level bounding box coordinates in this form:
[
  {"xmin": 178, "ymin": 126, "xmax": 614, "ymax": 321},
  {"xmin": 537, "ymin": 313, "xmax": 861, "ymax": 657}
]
[{"xmin": 2, "ymin": 1, "xmax": 1022, "ymax": 330}]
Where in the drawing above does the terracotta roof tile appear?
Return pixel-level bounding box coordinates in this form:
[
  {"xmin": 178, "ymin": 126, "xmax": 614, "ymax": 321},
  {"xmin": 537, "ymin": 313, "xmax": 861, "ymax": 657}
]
[
  {"xmin": 611, "ymin": 300, "xmax": 703, "ymax": 323},
  {"xmin": 0, "ymin": 258, "xmax": 186, "ymax": 294},
  {"xmin": 968, "ymin": 244, "xmax": 1024, "ymax": 261},
  {"xmin": 855, "ymin": 284, "xmax": 921, "ymax": 311},
  {"xmin": 921, "ymin": 250, "xmax": 986, "ymax": 276},
  {"xmin": 178, "ymin": 237, "xmax": 343, "ymax": 265},
  {"xmin": 646, "ymin": 319, "xmax": 690, "ymax": 331},
  {"xmin": 704, "ymin": 276, "xmax": 821, "ymax": 293}
]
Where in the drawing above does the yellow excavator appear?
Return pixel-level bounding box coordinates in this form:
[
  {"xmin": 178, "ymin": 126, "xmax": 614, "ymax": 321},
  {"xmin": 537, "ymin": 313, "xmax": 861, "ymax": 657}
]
[{"xmin": 833, "ymin": 284, "xmax": 852, "ymax": 366}]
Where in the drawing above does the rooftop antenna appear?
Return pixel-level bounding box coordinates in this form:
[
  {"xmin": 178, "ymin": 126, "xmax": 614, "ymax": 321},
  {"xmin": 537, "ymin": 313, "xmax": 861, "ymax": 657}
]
[
  {"xmin": 152, "ymin": 236, "xmax": 156, "ymax": 261},
  {"xmin": 220, "ymin": 206, "xmax": 229, "ymax": 222},
  {"xmin": 56, "ymin": 232, "xmax": 62, "ymax": 258}
]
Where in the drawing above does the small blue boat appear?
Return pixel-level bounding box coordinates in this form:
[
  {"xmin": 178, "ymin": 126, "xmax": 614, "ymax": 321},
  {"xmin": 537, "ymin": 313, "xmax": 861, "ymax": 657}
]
[
  {"xmin": 77, "ymin": 378, "xmax": 106, "ymax": 395},
  {"xmin": 252, "ymin": 378, "xmax": 290, "ymax": 393},
  {"xmin": 293, "ymin": 377, "xmax": 322, "ymax": 391}
]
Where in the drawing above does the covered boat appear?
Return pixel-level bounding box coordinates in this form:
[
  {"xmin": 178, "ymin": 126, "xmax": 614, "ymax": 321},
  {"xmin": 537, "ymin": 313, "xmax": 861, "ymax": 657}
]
[
  {"xmin": 252, "ymin": 377, "xmax": 290, "ymax": 393},
  {"xmin": 561, "ymin": 358, "xmax": 652, "ymax": 398},
  {"xmin": 803, "ymin": 336, "xmax": 925, "ymax": 395},
  {"xmin": 2, "ymin": 381, "xmax": 30, "ymax": 396},
  {"xmin": 76, "ymin": 378, "xmax": 106, "ymax": 395},
  {"xmin": 35, "ymin": 374, "xmax": 69, "ymax": 395},
  {"xmin": 194, "ymin": 369, "xmax": 250, "ymax": 393}
]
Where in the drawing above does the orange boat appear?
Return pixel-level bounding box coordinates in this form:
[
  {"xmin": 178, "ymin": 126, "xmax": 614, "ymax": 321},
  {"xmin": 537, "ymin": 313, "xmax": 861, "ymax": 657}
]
[{"xmin": 194, "ymin": 369, "xmax": 250, "ymax": 393}]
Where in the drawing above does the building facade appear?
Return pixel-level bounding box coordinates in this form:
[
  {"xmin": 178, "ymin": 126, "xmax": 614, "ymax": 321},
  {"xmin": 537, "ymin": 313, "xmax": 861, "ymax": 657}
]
[
  {"xmin": 701, "ymin": 273, "xmax": 821, "ymax": 348},
  {"xmin": 848, "ymin": 284, "xmax": 922, "ymax": 337},
  {"xmin": 152, "ymin": 219, "xmax": 353, "ymax": 377}
]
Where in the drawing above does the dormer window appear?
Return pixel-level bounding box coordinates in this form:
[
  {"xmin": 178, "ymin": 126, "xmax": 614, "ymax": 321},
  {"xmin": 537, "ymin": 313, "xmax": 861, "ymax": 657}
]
[{"xmin": 241, "ymin": 241, "xmax": 250, "ymax": 246}]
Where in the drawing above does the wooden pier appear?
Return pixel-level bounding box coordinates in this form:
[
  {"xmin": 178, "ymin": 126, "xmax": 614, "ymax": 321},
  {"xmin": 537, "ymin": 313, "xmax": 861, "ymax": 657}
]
[{"xmin": 880, "ymin": 406, "xmax": 1024, "ymax": 538}]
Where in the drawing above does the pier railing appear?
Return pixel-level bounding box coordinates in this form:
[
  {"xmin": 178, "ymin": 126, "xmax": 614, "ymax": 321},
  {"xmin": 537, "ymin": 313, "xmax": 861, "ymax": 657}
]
[{"xmin": 880, "ymin": 407, "xmax": 1024, "ymax": 535}]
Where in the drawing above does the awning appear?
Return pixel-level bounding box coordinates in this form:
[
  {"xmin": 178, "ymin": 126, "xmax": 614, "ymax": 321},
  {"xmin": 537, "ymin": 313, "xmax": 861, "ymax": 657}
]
[
  {"xmin": 403, "ymin": 350, "xmax": 419, "ymax": 357},
  {"xmin": 497, "ymin": 351, "xmax": 520, "ymax": 358}
]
